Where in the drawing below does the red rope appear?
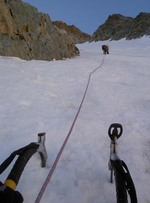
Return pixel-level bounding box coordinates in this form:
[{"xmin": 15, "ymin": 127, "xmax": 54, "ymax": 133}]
[{"xmin": 34, "ymin": 56, "xmax": 105, "ymax": 203}]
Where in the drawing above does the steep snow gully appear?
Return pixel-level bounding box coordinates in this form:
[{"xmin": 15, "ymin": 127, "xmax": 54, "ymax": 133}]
[{"xmin": 0, "ymin": 37, "xmax": 150, "ymax": 203}]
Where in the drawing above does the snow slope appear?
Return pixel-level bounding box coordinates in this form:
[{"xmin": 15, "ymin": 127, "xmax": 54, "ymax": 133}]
[{"xmin": 0, "ymin": 37, "xmax": 150, "ymax": 203}]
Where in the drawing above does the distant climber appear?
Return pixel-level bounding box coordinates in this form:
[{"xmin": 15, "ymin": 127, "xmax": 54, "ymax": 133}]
[{"xmin": 102, "ymin": 45, "xmax": 109, "ymax": 54}]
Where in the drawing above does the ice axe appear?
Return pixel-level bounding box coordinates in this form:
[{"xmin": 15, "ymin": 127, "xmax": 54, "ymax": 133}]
[{"xmin": 0, "ymin": 133, "xmax": 47, "ymax": 202}]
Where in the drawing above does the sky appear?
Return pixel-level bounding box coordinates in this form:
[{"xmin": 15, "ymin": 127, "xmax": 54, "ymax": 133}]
[
  {"xmin": 0, "ymin": 37, "xmax": 150, "ymax": 202},
  {"xmin": 23, "ymin": 0, "xmax": 150, "ymax": 34}
]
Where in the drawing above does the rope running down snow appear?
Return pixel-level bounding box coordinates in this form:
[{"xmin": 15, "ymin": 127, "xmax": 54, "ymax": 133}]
[{"xmin": 34, "ymin": 55, "xmax": 105, "ymax": 203}]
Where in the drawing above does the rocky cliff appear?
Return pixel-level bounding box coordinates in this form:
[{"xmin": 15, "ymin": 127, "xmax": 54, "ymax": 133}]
[
  {"xmin": 0, "ymin": 0, "xmax": 79, "ymax": 60},
  {"xmin": 53, "ymin": 21, "xmax": 91, "ymax": 44},
  {"xmin": 91, "ymin": 12, "xmax": 150, "ymax": 41}
]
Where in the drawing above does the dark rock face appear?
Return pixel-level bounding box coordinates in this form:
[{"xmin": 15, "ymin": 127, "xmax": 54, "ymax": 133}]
[
  {"xmin": 53, "ymin": 21, "xmax": 91, "ymax": 44},
  {"xmin": 127, "ymin": 12, "xmax": 150, "ymax": 39},
  {"xmin": 0, "ymin": 0, "xmax": 79, "ymax": 60},
  {"xmin": 91, "ymin": 13, "xmax": 150, "ymax": 41}
]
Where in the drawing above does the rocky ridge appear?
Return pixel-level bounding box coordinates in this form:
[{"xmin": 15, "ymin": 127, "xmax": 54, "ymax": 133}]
[
  {"xmin": 53, "ymin": 21, "xmax": 91, "ymax": 44},
  {"xmin": 91, "ymin": 12, "xmax": 150, "ymax": 41}
]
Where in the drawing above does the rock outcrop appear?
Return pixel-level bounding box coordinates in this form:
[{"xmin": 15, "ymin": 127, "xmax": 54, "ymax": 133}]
[
  {"xmin": 53, "ymin": 21, "xmax": 91, "ymax": 44},
  {"xmin": 91, "ymin": 12, "xmax": 150, "ymax": 41},
  {"xmin": 127, "ymin": 12, "xmax": 150, "ymax": 39},
  {"xmin": 0, "ymin": 0, "xmax": 79, "ymax": 60}
]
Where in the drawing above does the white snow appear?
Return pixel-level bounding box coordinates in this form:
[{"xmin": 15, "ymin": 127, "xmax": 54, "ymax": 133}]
[{"xmin": 0, "ymin": 37, "xmax": 150, "ymax": 203}]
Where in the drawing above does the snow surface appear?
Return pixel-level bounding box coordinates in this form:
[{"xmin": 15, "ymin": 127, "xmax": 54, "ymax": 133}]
[{"xmin": 0, "ymin": 37, "xmax": 150, "ymax": 203}]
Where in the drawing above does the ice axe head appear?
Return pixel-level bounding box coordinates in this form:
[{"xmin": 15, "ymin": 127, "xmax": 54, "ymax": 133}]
[
  {"xmin": 108, "ymin": 123, "xmax": 123, "ymax": 141},
  {"xmin": 37, "ymin": 133, "xmax": 48, "ymax": 167}
]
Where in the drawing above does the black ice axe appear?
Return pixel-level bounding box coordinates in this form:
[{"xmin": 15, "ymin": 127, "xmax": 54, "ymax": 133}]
[{"xmin": 0, "ymin": 133, "xmax": 47, "ymax": 190}]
